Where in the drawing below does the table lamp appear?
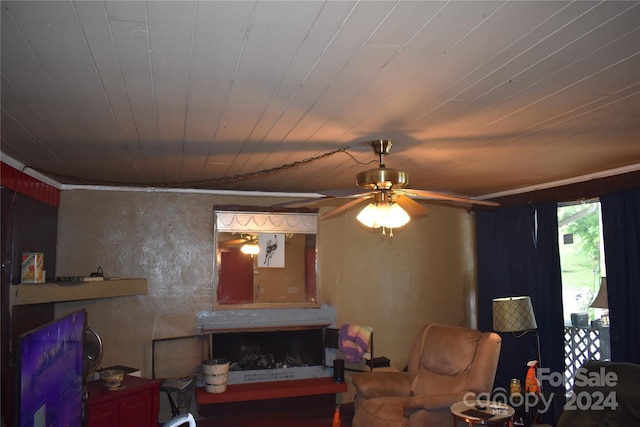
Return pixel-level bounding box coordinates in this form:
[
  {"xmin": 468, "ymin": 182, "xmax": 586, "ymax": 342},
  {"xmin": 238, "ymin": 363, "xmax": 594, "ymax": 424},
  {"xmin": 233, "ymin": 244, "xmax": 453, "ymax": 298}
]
[
  {"xmin": 590, "ymin": 277, "xmax": 608, "ymax": 325},
  {"xmin": 493, "ymin": 296, "xmax": 541, "ymax": 368}
]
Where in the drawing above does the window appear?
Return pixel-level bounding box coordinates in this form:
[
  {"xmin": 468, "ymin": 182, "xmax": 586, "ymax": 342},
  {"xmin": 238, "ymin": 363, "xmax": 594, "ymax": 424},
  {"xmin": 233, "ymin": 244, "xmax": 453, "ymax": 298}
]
[{"xmin": 558, "ymin": 200, "xmax": 610, "ymax": 391}]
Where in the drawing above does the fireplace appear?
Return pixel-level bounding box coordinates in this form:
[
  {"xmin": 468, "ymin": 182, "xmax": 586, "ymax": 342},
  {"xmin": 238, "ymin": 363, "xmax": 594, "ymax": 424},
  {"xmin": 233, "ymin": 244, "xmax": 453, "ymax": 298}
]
[
  {"xmin": 210, "ymin": 328, "xmax": 329, "ymax": 384},
  {"xmin": 196, "ymin": 304, "xmax": 337, "ymax": 384}
]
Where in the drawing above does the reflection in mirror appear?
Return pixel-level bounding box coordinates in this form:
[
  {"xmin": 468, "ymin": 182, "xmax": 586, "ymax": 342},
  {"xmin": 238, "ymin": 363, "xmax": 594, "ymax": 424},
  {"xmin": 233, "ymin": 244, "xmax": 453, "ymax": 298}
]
[{"xmin": 214, "ymin": 209, "xmax": 319, "ymax": 309}]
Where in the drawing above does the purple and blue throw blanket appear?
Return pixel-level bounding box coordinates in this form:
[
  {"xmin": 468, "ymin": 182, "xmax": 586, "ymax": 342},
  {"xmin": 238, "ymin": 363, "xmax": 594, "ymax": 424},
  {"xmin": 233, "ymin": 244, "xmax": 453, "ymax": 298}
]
[{"xmin": 338, "ymin": 324, "xmax": 373, "ymax": 363}]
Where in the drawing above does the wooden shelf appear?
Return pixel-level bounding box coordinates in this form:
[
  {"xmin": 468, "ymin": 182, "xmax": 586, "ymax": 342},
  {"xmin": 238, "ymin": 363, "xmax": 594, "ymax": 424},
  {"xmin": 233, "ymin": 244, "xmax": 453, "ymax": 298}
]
[
  {"xmin": 12, "ymin": 278, "xmax": 147, "ymax": 305},
  {"xmin": 196, "ymin": 377, "xmax": 347, "ymax": 405}
]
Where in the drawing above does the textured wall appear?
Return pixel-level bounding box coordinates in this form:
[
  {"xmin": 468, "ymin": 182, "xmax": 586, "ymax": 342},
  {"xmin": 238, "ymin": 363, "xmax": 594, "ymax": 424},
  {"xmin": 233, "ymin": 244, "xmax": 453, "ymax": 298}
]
[{"xmin": 55, "ymin": 189, "xmax": 477, "ymax": 376}]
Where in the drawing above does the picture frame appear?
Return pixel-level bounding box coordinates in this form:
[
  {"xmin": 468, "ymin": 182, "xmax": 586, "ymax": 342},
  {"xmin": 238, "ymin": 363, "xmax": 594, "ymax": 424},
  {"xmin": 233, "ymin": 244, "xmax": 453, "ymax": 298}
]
[{"xmin": 259, "ymin": 233, "xmax": 285, "ymax": 268}]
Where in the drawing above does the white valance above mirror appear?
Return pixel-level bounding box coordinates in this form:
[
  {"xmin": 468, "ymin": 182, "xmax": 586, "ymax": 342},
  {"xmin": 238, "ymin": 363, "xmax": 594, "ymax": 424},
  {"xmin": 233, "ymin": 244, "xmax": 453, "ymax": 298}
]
[{"xmin": 216, "ymin": 211, "xmax": 318, "ymax": 233}]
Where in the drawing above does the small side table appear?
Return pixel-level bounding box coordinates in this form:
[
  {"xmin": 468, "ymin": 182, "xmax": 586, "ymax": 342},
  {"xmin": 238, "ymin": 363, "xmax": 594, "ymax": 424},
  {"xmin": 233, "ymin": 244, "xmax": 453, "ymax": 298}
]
[
  {"xmin": 450, "ymin": 400, "xmax": 515, "ymax": 427},
  {"xmin": 86, "ymin": 376, "xmax": 160, "ymax": 427}
]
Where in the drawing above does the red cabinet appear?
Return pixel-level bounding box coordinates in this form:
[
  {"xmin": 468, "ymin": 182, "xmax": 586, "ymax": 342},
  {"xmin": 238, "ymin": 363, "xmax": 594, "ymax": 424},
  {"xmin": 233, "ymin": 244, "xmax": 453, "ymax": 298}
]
[{"xmin": 86, "ymin": 376, "xmax": 159, "ymax": 427}]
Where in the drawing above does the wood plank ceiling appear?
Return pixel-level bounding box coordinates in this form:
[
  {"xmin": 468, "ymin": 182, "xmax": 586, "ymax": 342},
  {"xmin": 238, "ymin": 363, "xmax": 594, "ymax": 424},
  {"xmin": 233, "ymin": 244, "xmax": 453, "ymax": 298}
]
[{"xmin": 1, "ymin": 1, "xmax": 639, "ymax": 199}]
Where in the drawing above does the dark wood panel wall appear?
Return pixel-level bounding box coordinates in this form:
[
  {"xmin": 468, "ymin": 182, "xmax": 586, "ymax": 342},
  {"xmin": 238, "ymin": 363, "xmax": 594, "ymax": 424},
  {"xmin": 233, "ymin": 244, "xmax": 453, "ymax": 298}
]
[{"xmin": 1, "ymin": 167, "xmax": 59, "ymax": 426}]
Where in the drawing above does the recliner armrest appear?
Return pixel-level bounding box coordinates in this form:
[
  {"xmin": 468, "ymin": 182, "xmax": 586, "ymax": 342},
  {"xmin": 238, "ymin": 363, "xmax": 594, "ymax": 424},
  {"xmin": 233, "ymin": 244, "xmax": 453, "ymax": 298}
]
[{"xmin": 352, "ymin": 371, "xmax": 413, "ymax": 399}]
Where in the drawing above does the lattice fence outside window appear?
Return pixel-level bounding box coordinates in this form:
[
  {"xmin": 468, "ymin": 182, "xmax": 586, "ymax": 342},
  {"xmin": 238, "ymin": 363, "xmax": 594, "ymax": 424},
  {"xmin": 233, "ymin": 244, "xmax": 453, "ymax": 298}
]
[{"xmin": 563, "ymin": 326, "xmax": 611, "ymax": 391}]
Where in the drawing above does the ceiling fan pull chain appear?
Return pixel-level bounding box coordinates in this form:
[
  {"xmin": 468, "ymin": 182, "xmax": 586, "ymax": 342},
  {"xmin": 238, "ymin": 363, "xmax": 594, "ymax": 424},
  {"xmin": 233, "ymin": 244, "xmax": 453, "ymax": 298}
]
[{"xmin": 381, "ymin": 226, "xmax": 395, "ymax": 237}]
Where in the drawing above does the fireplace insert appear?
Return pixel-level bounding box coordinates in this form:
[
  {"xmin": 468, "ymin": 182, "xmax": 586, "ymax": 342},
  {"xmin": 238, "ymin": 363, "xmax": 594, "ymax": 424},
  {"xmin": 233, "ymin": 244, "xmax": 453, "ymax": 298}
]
[{"xmin": 212, "ymin": 329, "xmax": 324, "ymax": 370}]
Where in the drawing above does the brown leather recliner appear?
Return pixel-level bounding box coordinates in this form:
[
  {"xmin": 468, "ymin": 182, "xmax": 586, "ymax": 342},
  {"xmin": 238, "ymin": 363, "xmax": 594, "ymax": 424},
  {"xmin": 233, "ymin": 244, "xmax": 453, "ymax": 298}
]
[{"xmin": 351, "ymin": 323, "xmax": 502, "ymax": 427}]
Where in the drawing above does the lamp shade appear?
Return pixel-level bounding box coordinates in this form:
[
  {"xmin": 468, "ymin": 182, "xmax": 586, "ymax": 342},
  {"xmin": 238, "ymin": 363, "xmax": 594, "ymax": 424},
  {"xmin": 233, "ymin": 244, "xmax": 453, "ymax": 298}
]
[
  {"xmin": 384, "ymin": 203, "xmax": 410, "ymax": 228},
  {"xmin": 590, "ymin": 277, "xmax": 608, "ymax": 309},
  {"xmin": 356, "ymin": 202, "xmax": 409, "ymax": 229},
  {"xmin": 493, "ymin": 296, "xmax": 538, "ymax": 332},
  {"xmin": 356, "ymin": 203, "xmax": 382, "ymax": 228}
]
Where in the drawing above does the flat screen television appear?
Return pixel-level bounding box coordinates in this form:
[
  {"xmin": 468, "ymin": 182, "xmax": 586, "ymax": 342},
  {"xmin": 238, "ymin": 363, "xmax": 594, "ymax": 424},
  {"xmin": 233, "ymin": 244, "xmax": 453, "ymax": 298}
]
[{"xmin": 16, "ymin": 309, "xmax": 86, "ymax": 427}]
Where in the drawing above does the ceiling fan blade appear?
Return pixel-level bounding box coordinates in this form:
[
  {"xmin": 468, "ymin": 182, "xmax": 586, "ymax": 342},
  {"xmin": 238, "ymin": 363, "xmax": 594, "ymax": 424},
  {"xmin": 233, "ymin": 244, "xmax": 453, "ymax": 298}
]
[
  {"xmin": 318, "ymin": 188, "xmax": 371, "ymax": 198},
  {"xmin": 219, "ymin": 238, "xmax": 248, "ymax": 247},
  {"xmin": 401, "ymin": 189, "xmax": 499, "ymax": 207},
  {"xmin": 270, "ymin": 189, "xmax": 374, "ymax": 209},
  {"xmin": 270, "ymin": 197, "xmax": 328, "ymax": 208},
  {"xmin": 395, "ymin": 195, "xmax": 430, "ymax": 218},
  {"xmin": 321, "ymin": 195, "xmax": 373, "ymax": 220}
]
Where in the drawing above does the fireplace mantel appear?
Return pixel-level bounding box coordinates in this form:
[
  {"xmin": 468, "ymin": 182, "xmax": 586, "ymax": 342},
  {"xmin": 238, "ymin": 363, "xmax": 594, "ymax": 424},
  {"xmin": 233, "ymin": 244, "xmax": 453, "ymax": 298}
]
[{"xmin": 196, "ymin": 304, "xmax": 337, "ymax": 332}]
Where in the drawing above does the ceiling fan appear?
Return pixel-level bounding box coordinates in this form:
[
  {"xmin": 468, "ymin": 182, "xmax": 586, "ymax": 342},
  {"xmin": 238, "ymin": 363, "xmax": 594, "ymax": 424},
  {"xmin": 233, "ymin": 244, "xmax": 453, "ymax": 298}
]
[
  {"xmin": 219, "ymin": 234, "xmax": 256, "ymax": 247},
  {"xmin": 219, "ymin": 234, "xmax": 260, "ymax": 255},
  {"xmin": 315, "ymin": 140, "xmax": 500, "ymax": 232}
]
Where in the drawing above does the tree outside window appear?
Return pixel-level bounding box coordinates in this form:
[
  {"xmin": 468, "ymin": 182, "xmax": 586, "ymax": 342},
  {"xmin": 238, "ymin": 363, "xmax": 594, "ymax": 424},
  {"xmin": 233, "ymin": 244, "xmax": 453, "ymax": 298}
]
[{"xmin": 558, "ymin": 201, "xmax": 604, "ymax": 322}]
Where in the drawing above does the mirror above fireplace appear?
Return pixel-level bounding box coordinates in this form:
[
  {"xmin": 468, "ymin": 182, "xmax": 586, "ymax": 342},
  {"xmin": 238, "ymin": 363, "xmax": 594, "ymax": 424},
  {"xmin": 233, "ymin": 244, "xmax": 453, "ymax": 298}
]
[{"xmin": 213, "ymin": 207, "xmax": 319, "ymax": 309}]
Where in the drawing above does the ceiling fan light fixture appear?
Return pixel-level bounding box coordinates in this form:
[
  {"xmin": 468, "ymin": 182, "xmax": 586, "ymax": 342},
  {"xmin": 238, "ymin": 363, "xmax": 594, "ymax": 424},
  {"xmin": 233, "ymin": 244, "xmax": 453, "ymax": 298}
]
[
  {"xmin": 386, "ymin": 203, "xmax": 411, "ymax": 228},
  {"xmin": 356, "ymin": 202, "xmax": 410, "ymax": 230},
  {"xmin": 356, "ymin": 203, "xmax": 382, "ymax": 228},
  {"xmin": 240, "ymin": 242, "xmax": 260, "ymax": 255}
]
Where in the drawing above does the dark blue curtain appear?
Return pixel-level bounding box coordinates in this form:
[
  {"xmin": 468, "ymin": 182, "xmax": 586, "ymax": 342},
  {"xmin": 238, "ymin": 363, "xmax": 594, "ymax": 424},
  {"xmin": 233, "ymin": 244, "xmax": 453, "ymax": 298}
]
[
  {"xmin": 476, "ymin": 204, "xmax": 564, "ymax": 395},
  {"xmin": 600, "ymin": 188, "xmax": 640, "ymax": 364}
]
